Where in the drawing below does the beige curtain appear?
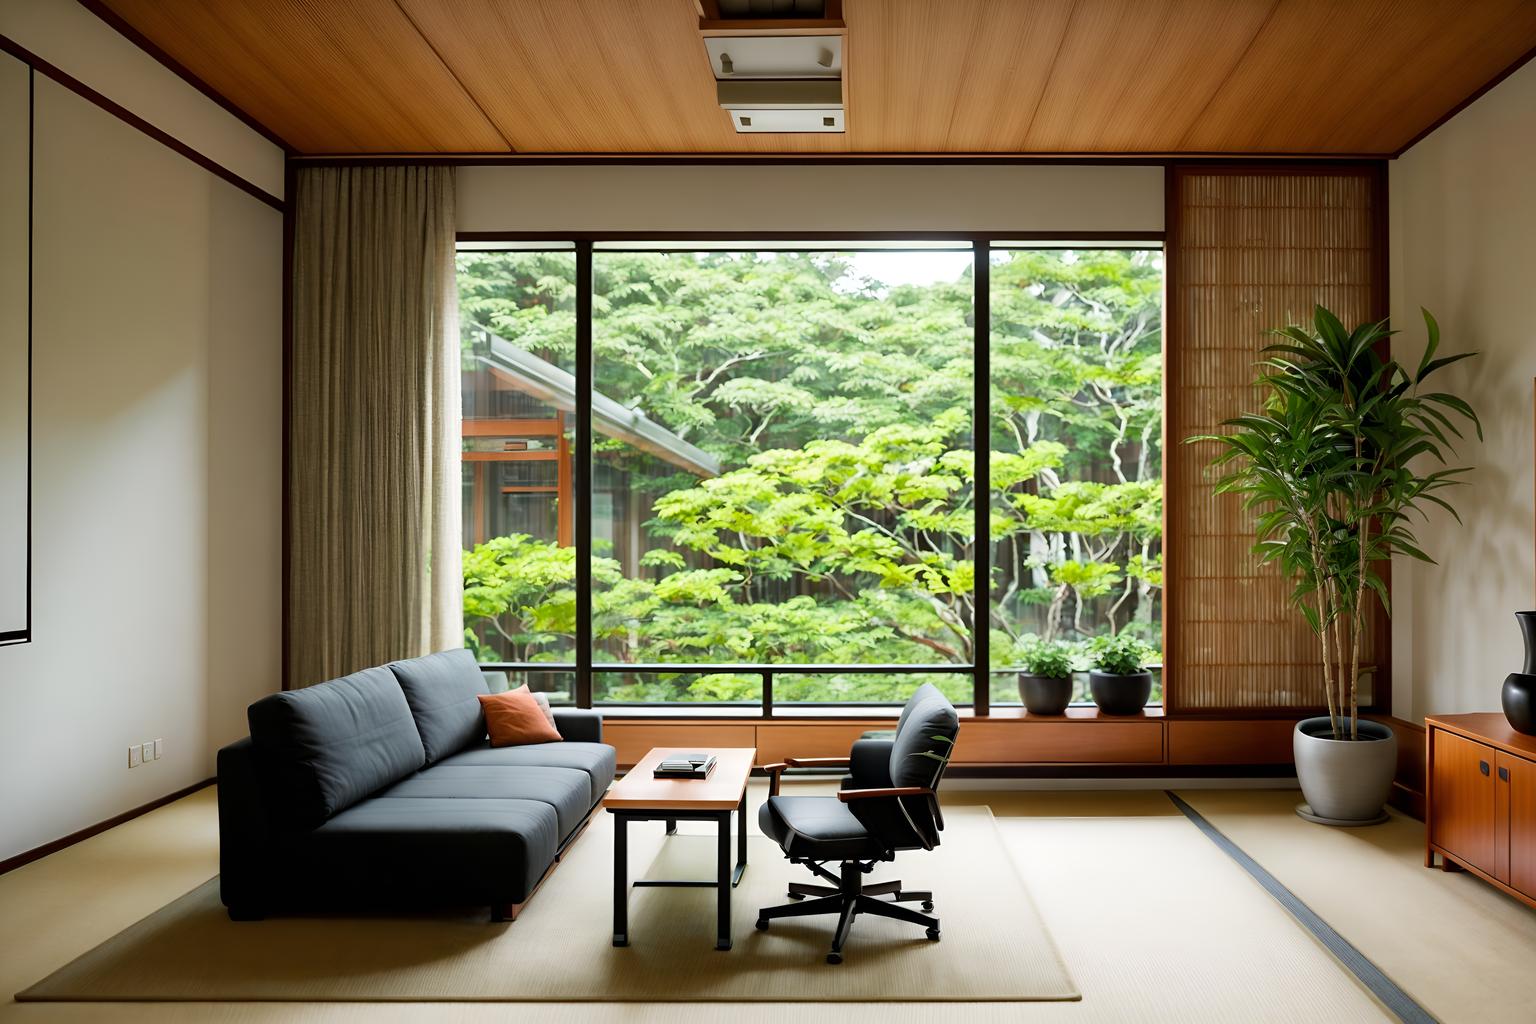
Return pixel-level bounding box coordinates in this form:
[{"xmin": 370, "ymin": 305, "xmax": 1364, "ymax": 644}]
[{"xmin": 288, "ymin": 165, "xmax": 462, "ymax": 688}]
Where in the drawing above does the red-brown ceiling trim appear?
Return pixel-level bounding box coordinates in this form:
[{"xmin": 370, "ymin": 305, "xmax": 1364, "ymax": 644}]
[
  {"xmin": 0, "ymin": 31, "xmax": 284, "ymax": 211},
  {"xmin": 76, "ymin": 0, "xmax": 297, "ymax": 154}
]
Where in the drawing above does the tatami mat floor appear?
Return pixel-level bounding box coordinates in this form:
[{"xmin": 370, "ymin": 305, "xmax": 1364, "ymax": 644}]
[{"xmin": 0, "ymin": 781, "xmax": 1530, "ymax": 1022}]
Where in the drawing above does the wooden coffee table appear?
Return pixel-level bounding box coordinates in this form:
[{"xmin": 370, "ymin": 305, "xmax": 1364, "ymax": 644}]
[{"xmin": 602, "ymin": 746, "xmax": 755, "ymax": 951}]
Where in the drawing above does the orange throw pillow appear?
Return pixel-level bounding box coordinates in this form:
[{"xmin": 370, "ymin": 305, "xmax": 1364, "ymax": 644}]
[{"xmin": 479, "ymin": 686, "xmax": 562, "ymax": 747}]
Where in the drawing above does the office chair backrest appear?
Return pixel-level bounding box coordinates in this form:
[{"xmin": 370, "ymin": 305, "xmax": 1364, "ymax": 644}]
[
  {"xmin": 847, "ymin": 683, "xmax": 958, "ymax": 852},
  {"xmin": 889, "ymin": 683, "xmax": 959, "ymax": 790}
]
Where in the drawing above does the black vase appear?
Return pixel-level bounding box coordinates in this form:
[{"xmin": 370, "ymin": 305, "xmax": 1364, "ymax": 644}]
[{"xmin": 1502, "ymin": 610, "xmax": 1536, "ymax": 736}]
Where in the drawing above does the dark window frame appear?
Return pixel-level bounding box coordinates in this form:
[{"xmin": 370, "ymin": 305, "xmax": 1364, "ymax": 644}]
[{"xmin": 458, "ymin": 231, "xmax": 1167, "ymax": 716}]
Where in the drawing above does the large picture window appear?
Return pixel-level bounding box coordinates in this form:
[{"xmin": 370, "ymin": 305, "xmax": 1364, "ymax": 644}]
[{"xmin": 457, "ymin": 239, "xmax": 1162, "ymax": 713}]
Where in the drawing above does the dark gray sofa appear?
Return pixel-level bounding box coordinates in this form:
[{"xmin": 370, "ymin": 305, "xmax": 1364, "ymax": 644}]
[{"xmin": 217, "ymin": 649, "xmax": 614, "ymax": 922}]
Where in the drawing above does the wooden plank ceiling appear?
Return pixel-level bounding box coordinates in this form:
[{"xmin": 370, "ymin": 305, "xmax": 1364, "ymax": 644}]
[{"xmin": 96, "ymin": 0, "xmax": 1536, "ymax": 156}]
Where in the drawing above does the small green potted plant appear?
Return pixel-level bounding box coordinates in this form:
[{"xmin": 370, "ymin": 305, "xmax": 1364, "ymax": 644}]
[
  {"xmin": 1016, "ymin": 638, "xmax": 1076, "ymax": 716},
  {"xmin": 1087, "ymin": 634, "xmax": 1154, "ymax": 715}
]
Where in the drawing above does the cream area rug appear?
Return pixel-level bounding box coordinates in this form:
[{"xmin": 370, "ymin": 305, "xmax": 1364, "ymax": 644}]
[{"xmin": 17, "ymin": 806, "xmax": 1077, "ymax": 1003}]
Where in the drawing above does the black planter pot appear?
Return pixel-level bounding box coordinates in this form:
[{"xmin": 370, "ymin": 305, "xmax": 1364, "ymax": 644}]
[
  {"xmin": 1089, "ymin": 670, "xmax": 1153, "ymax": 716},
  {"xmin": 1503, "ymin": 610, "xmax": 1536, "ymax": 736},
  {"xmin": 1019, "ymin": 674, "xmax": 1073, "ymax": 716}
]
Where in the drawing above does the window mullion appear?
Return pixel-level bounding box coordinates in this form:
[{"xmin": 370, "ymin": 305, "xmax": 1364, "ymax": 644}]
[
  {"xmin": 575, "ymin": 241, "xmax": 594, "ymax": 709},
  {"xmin": 973, "ymin": 240, "xmax": 991, "ymax": 716}
]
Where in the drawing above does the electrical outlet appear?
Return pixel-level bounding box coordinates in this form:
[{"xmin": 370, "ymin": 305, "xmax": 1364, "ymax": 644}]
[
  {"xmin": 129, "ymin": 745, "xmax": 142, "ymax": 768},
  {"xmin": 141, "ymin": 742, "xmax": 154, "ymax": 764},
  {"xmin": 153, "ymin": 738, "xmax": 163, "ymax": 760}
]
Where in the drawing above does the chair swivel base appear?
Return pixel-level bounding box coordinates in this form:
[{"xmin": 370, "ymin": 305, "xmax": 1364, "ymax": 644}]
[{"xmin": 756, "ymin": 861, "xmax": 940, "ymax": 964}]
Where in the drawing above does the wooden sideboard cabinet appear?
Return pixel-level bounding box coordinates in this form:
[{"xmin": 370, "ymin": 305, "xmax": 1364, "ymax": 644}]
[{"xmin": 1426, "ymin": 713, "xmax": 1536, "ymax": 910}]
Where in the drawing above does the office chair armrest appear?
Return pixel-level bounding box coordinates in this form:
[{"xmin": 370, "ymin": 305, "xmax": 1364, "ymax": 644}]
[
  {"xmin": 761, "ymin": 762, "xmax": 789, "ymax": 797},
  {"xmin": 784, "ymin": 757, "xmax": 851, "ymax": 768},
  {"xmin": 836, "ymin": 786, "xmax": 934, "ymax": 802}
]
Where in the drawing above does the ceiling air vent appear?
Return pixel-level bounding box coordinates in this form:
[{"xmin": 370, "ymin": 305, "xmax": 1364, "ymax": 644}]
[{"xmin": 704, "ymin": 35, "xmax": 844, "ymax": 134}]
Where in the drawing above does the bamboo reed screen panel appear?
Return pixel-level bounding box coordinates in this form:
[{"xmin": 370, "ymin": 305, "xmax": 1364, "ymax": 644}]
[{"xmin": 1166, "ymin": 168, "xmax": 1384, "ymax": 711}]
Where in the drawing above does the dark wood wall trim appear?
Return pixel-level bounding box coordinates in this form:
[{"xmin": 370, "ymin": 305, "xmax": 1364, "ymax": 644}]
[
  {"xmin": 0, "ymin": 778, "xmax": 214, "ymax": 876},
  {"xmin": 0, "ymin": 32, "xmax": 283, "ymax": 212},
  {"xmin": 74, "ymin": 0, "xmax": 296, "ymax": 154}
]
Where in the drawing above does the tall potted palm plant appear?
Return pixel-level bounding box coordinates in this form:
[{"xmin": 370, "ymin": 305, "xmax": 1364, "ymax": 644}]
[{"xmin": 1191, "ymin": 307, "xmax": 1479, "ymax": 824}]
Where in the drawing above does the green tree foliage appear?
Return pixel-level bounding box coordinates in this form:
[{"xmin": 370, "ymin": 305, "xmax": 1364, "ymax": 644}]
[{"xmin": 456, "ymin": 248, "xmax": 1164, "ymax": 702}]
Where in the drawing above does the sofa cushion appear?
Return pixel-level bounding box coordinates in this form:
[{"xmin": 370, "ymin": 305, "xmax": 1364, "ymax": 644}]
[
  {"xmin": 480, "ymin": 686, "xmax": 563, "ymax": 747},
  {"xmin": 381, "ymin": 764, "xmax": 592, "ymax": 839},
  {"xmin": 299, "ymin": 796, "xmax": 559, "ymax": 905},
  {"xmin": 438, "ymin": 741, "xmax": 616, "ymax": 805},
  {"xmin": 247, "ymin": 666, "xmax": 426, "ymax": 829},
  {"xmin": 388, "ymin": 649, "xmax": 490, "ymax": 764}
]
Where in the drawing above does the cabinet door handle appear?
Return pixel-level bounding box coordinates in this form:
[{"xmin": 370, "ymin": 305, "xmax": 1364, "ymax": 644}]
[
  {"xmin": 1480, "ymin": 760, "xmax": 1490, "ymax": 776},
  {"xmin": 1499, "ymin": 766, "xmax": 1510, "ymax": 782}
]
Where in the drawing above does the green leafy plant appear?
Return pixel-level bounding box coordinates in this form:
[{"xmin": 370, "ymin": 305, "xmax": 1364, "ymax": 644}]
[
  {"xmin": 908, "ymin": 733, "xmax": 954, "ymax": 771},
  {"xmin": 1016, "ymin": 637, "xmax": 1077, "ymax": 680},
  {"xmin": 1088, "ymin": 633, "xmax": 1153, "ymax": 676},
  {"xmin": 1188, "ymin": 307, "xmax": 1479, "ymax": 740}
]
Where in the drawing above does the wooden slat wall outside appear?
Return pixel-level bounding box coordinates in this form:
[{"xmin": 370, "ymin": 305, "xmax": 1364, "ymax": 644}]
[{"xmin": 1165, "ymin": 166, "xmax": 1385, "ymax": 712}]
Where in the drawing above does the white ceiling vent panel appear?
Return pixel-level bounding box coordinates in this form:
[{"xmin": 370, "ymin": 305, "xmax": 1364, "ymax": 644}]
[
  {"xmin": 703, "ymin": 36, "xmax": 842, "ymax": 79},
  {"xmin": 730, "ymin": 108, "xmax": 843, "ymax": 133},
  {"xmin": 705, "ymin": 34, "xmax": 844, "ymax": 133}
]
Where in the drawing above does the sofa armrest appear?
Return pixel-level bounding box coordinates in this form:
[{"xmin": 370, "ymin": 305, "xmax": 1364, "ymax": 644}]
[
  {"xmin": 217, "ymin": 737, "xmax": 273, "ymax": 917},
  {"xmin": 552, "ymin": 707, "xmax": 603, "ymax": 743}
]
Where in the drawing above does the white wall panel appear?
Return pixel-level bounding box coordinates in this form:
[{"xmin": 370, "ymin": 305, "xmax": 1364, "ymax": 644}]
[
  {"xmin": 0, "ymin": 79, "xmax": 280, "ymax": 861},
  {"xmin": 1389, "ymin": 61, "xmax": 1536, "ymax": 722},
  {"xmin": 458, "ymin": 163, "xmax": 1165, "ymax": 234},
  {"xmin": 0, "ymin": 0, "xmax": 284, "ymax": 199}
]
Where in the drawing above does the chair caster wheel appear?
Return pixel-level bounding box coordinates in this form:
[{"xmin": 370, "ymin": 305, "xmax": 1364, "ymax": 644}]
[
  {"xmin": 826, "ymin": 952, "xmax": 843, "ymax": 964},
  {"xmin": 755, "ymin": 918, "xmax": 769, "ymax": 931},
  {"xmin": 921, "ymin": 900, "xmax": 934, "ymax": 911},
  {"xmin": 926, "ymin": 927, "xmax": 941, "ymax": 941}
]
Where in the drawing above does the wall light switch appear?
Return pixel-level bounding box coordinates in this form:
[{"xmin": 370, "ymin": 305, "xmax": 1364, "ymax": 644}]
[
  {"xmin": 153, "ymin": 738, "xmax": 163, "ymax": 760},
  {"xmin": 129, "ymin": 745, "xmax": 142, "ymax": 768},
  {"xmin": 141, "ymin": 742, "xmax": 154, "ymax": 764}
]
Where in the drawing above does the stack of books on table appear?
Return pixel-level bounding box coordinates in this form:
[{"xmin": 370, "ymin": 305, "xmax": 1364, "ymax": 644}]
[{"xmin": 653, "ymin": 753, "xmax": 717, "ymax": 779}]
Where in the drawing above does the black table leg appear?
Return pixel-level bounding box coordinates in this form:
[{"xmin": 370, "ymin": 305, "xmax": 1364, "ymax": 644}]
[
  {"xmin": 612, "ymin": 812, "xmax": 628, "ymax": 947},
  {"xmin": 665, "ymin": 818, "xmax": 677, "ymax": 835},
  {"xmin": 733, "ymin": 790, "xmax": 747, "ymax": 886},
  {"xmin": 716, "ymin": 811, "xmax": 731, "ymax": 950}
]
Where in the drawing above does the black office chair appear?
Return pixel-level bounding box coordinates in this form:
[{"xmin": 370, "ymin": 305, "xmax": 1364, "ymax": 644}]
[{"xmin": 756, "ymin": 683, "xmax": 959, "ymax": 964}]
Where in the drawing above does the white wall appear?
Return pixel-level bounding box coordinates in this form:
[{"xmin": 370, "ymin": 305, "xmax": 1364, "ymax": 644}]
[
  {"xmin": 1389, "ymin": 60, "xmax": 1536, "ymax": 723},
  {"xmin": 457, "ymin": 163, "xmax": 1163, "ymax": 234},
  {"xmin": 0, "ymin": 0, "xmax": 285, "ymax": 200},
  {"xmin": 0, "ymin": 72, "xmax": 281, "ymax": 859}
]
